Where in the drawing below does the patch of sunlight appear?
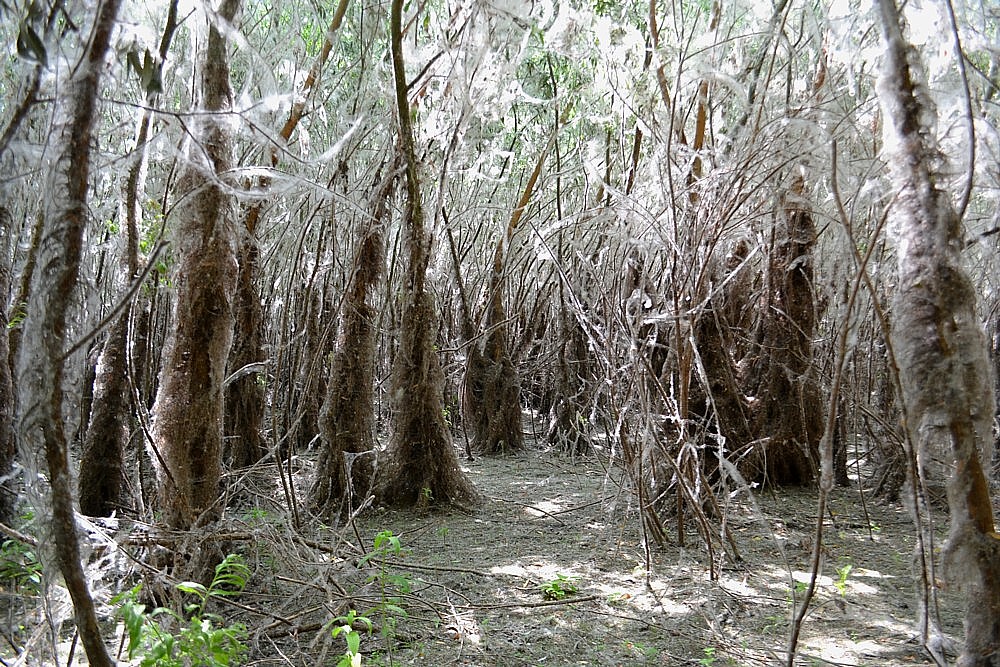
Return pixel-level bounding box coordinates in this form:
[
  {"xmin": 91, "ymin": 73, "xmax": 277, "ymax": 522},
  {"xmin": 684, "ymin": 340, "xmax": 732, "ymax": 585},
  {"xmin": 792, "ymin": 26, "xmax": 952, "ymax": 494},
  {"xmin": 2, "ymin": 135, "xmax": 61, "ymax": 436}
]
[
  {"xmin": 852, "ymin": 566, "xmax": 894, "ymax": 580},
  {"xmin": 844, "ymin": 579, "xmax": 879, "ymax": 595},
  {"xmin": 718, "ymin": 574, "xmax": 761, "ymax": 598},
  {"xmin": 525, "ymin": 499, "xmax": 564, "ymax": 517},
  {"xmin": 792, "ymin": 570, "xmax": 835, "ymax": 587}
]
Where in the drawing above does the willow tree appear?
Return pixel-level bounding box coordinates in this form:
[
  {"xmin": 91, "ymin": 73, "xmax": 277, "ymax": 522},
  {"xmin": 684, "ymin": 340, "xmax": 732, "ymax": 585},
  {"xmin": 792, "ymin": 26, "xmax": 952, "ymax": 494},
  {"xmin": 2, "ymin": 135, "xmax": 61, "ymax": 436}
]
[
  {"xmin": 13, "ymin": 1, "xmax": 123, "ymax": 663},
  {"xmin": 151, "ymin": 0, "xmax": 242, "ymax": 531},
  {"xmin": 877, "ymin": 1, "xmax": 1000, "ymax": 663},
  {"xmin": 377, "ymin": 0, "xmax": 477, "ymax": 507}
]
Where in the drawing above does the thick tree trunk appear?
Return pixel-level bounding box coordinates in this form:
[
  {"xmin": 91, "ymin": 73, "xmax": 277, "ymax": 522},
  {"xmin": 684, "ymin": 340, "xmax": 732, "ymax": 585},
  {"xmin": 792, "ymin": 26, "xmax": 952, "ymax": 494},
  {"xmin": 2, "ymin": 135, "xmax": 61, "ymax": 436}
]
[
  {"xmin": 877, "ymin": 2, "xmax": 1000, "ymax": 663},
  {"xmin": 151, "ymin": 0, "xmax": 242, "ymax": 530},
  {"xmin": 463, "ymin": 293, "xmax": 524, "ymax": 455},
  {"xmin": 309, "ymin": 169, "xmax": 394, "ymax": 518},
  {"xmin": 14, "ymin": 1, "xmax": 122, "ymax": 664},
  {"xmin": 378, "ymin": 0, "xmax": 477, "ymax": 507},
  {"xmin": 746, "ymin": 185, "xmax": 822, "ymax": 485}
]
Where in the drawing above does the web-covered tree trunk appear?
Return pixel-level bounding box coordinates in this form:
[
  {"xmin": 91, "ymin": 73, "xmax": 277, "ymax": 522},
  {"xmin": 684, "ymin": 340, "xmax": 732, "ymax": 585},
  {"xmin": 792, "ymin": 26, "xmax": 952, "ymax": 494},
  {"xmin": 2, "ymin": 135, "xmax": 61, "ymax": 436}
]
[
  {"xmin": 877, "ymin": 1, "xmax": 1000, "ymax": 662},
  {"xmin": 378, "ymin": 0, "xmax": 477, "ymax": 507},
  {"xmin": 0, "ymin": 205, "xmax": 15, "ymax": 523},
  {"xmin": 224, "ymin": 230, "xmax": 266, "ymax": 468},
  {"xmin": 463, "ymin": 285, "xmax": 524, "ymax": 455},
  {"xmin": 151, "ymin": 0, "xmax": 241, "ymax": 530},
  {"xmin": 745, "ymin": 184, "xmax": 822, "ymax": 485},
  {"xmin": 78, "ymin": 315, "xmax": 128, "ymax": 516},
  {"xmin": 13, "ymin": 1, "xmax": 122, "ymax": 663},
  {"xmin": 309, "ymin": 170, "xmax": 394, "ymax": 518}
]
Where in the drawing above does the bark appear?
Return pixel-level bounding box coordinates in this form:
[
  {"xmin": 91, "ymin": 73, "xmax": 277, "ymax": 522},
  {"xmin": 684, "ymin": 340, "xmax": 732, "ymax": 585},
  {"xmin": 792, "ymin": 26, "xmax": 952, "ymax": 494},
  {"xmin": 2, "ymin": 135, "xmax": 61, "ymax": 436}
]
[
  {"xmin": 0, "ymin": 205, "xmax": 15, "ymax": 524},
  {"xmin": 877, "ymin": 1, "xmax": 1000, "ymax": 663},
  {"xmin": 151, "ymin": 0, "xmax": 242, "ymax": 530},
  {"xmin": 78, "ymin": 0, "xmax": 182, "ymax": 516},
  {"xmin": 745, "ymin": 185, "xmax": 822, "ymax": 485},
  {"xmin": 378, "ymin": 0, "xmax": 477, "ymax": 507},
  {"xmin": 462, "ymin": 133, "xmax": 557, "ymax": 456},
  {"xmin": 14, "ymin": 1, "xmax": 122, "ymax": 664},
  {"xmin": 78, "ymin": 315, "xmax": 128, "ymax": 516},
  {"xmin": 309, "ymin": 168, "xmax": 395, "ymax": 519},
  {"xmin": 224, "ymin": 232, "xmax": 266, "ymax": 468}
]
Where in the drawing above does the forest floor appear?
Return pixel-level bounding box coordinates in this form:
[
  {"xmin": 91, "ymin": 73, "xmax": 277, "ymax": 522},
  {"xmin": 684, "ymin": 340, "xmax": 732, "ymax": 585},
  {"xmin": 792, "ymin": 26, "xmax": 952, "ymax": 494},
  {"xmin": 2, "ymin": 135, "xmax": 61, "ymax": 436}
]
[
  {"xmin": 3, "ymin": 426, "xmax": 972, "ymax": 666},
  {"xmin": 231, "ymin": 429, "xmax": 965, "ymax": 667}
]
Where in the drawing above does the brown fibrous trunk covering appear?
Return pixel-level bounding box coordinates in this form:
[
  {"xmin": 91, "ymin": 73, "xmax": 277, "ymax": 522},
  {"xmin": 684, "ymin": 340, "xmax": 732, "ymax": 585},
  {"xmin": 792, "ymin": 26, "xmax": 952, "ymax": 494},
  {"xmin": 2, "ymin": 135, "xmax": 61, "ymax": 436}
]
[
  {"xmin": 150, "ymin": 0, "xmax": 241, "ymax": 531},
  {"xmin": 78, "ymin": 314, "xmax": 129, "ymax": 516},
  {"xmin": 309, "ymin": 172, "xmax": 394, "ymax": 518}
]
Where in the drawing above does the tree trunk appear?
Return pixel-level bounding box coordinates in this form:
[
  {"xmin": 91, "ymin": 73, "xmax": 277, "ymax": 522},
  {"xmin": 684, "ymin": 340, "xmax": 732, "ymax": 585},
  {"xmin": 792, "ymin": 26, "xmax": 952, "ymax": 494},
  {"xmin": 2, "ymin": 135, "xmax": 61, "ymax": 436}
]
[
  {"xmin": 746, "ymin": 183, "xmax": 822, "ymax": 485},
  {"xmin": 224, "ymin": 231, "xmax": 267, "ymax": 468},
  {"xmin": 14, "ymin": 1, "xmax": 122, "ymax": 664},
  {"xmin": 79, "ymin": 1, "xmax": 180, "ymax": 516},
  {"xmin": 378, "ymin": 0, "xmax": 477, "ymax": 507},
  {"xmin": 78, "ymin": 315, "xmax": 128, "ymax": 516},
  {"xmin": 877, "ymin": 1, "xmax": 1000, "ymax": 663},
  {"xmin": 309, "ymin": 168, "xmax": 395, "ymax": 518},
  {"xmin": 0, "ymin": 205, "xmax": 15, "ymax": 524},
  {"xmin": 151, "ymin": 0, "xmax": 242, "ymax": 530}
]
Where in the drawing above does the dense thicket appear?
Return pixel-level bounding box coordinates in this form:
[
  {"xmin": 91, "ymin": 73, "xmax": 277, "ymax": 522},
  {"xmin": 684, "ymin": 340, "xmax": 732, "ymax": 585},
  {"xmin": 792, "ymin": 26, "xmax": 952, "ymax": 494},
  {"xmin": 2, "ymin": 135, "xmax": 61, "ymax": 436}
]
[{"xmin": 1, "ymin": 0, "xmax": 999, "ymax": 662}]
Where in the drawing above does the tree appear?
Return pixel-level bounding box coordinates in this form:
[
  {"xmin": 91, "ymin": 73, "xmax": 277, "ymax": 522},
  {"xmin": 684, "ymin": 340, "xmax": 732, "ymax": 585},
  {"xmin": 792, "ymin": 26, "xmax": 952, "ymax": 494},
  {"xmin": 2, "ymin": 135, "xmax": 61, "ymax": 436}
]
[
  {"xmin": 150, "ymin": 0, "xmax": 242, "ymax": 531},
  {"xmin": 0, "ymin": 205, "xmax": 15, "ymax": 524},
  {"xmin": 13, "ymin": 0, "xmax": 123, "ymax": 663},
  {"xmin": 377, "ymin": 0, "xmax": 477, "ymax": 508},
  {"xmin": 79, "ymin": 0, "xmax": 181, "ymax": 516},
  {"xmin": 309, "ymin": 167, "xmax": 395, "ymax": 518},
  {"xmin": 877, "ymin": 0, "xmax": 1000, "ymax": 663}
]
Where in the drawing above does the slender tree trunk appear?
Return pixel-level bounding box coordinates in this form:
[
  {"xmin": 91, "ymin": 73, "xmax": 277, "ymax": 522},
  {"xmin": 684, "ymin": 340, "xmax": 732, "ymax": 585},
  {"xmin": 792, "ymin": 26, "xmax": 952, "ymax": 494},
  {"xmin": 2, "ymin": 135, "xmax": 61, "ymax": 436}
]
[
  {"xmin": 78, "ymin": 315, "xmax": 128, "ymax": 516},
  {"xmin": 0, "ymin": 205, "xmax": 15, "ymax": 523},
  {"xmin": 877, "ymin": 2, "xmax": 1000, "ymax": 663},
  {"xmin": 224, "ymin": 232, "xmax": 266, "ymax": 468},
  {"xmin": 151, "ymin": 0, "xmax": 242, "ymax": 530},
  {"xmin": 79, "ymin": 0, "xmax": 180, "ymax": 516},
  {"xmin": 14, "ymin": 1, "xmax": 122, "ymax": 664},
  {"xmin": 378, "ymin": 0, "xmax": 477, "ymax": 507}
]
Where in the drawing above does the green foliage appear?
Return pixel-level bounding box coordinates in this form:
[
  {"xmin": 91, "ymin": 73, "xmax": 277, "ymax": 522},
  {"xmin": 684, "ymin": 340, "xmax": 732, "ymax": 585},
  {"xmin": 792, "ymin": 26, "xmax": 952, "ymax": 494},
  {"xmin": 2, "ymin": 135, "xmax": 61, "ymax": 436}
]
[
  {"xmin": 330, "ymin": 609, "xmax": 373, "ymax": 667},
  {"xmin": 698, "ymin": 646, "xmax": 717, "ymax": 666},
  {"xmin": 357, "ymin": 531, "xmax": 411, "ymax": 664},
  {"xmin": 114, "ymin": 554, "xmax": 250, "ymax": 667},
  {"xmin": 0, "ymin": 538, "xmax": 41, "ymax": 594},
  {"xmin": 6, "ymin": 302, "xmax": 27, "ymax": 329},
  {"xmin": 834, "ymin": 562, "xmax": 853, "ymax": 597},
  {"xmin": 539, "ymin": 573, "xmax": 578, "ymax": 601}
]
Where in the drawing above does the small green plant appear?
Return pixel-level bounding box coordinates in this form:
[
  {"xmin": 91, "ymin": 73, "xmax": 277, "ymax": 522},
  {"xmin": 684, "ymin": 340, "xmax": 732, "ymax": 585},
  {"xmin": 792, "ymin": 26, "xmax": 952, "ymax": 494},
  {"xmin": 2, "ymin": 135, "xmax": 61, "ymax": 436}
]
[
  {"xmin": 358, "ymin": 531, "xmax": 411, "ymax": 664},
  {"xmin": 115, "ymin": 554, "xmax": 250, "ymax": 667},
  {"xmin": 698, "ymin": 646, "xmax": 717, "ymax": 666},
  {"xmin": 243, "ymin": 507, "xmax": 270, "ymax": 524},
  {"xmin": 834, "ymin": 562, "xmax": 853, "ymax": 597},
  {"xmin": 539, "ymin": 573, "xmax": 578, "ymax": 601},
  {"xmin": 0, "ymin": 538, "xmax": 42, "ymax": 594},
  {"xmin": 330, "ymin": 609, "xmax": 373, "ymax": 667}
]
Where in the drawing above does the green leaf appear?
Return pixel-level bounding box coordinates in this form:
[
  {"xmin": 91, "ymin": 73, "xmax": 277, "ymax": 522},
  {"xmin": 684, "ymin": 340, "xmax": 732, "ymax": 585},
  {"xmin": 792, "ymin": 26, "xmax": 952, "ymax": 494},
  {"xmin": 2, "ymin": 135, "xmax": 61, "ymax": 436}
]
[{"xmin": 176, "ymin": 581, "xmax": 208, "ymax": 600}]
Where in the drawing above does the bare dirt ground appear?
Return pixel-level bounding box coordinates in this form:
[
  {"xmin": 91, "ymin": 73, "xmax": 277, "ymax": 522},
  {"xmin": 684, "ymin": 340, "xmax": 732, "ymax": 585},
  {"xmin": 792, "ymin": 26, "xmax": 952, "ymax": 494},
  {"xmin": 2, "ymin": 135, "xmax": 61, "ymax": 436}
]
[
  {"xmin": 237, "ymin": 440, "xmax": 964, "ymax": 667},
  {"xmin": 2, "ymin": 435, "xmax": 969, "ymax": 666}
]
